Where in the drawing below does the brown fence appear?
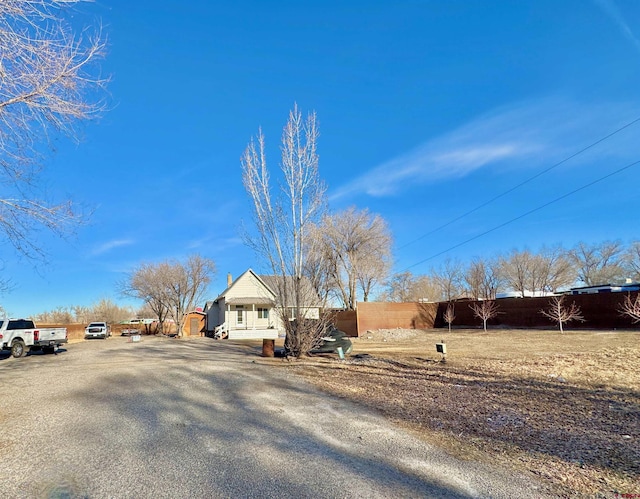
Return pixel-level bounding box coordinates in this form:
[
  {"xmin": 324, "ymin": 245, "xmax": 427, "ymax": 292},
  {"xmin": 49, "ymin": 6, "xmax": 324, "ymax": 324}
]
[
  {"xmin": 38, "ymin": 322, "xmax": 165, "ymax": 341},
  {"xmin": 335, "ymin": 302, "xmax": 438, "ymax": 336},
  {"xmin": 334, "ymin": 291, "xmax": 640, "ymax": 336},
  {"xmin": 334, "ymin": 310, "xmax": 358, "ymax": 337},
  {"xmin": 440, "ymin": 292, "xmax": 640, "ymax": 329}
]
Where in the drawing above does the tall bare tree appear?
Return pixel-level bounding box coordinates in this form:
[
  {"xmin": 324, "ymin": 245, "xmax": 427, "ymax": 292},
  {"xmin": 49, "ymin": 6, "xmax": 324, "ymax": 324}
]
[
  {"xmin": 464, "ymin": 257, "xmax": 502, "ymax": 300},
  {"xmin": 316, "ymin": 207, "xmax": 391, "ymax": 310},
  {"xmin": 122, "ymin": 255, "xmax": 215, "ymax": 336},
  {"xmin": 122, "ymin": 262, "xmax": 171, "ymax": 333},
  {"xmin": 242, "ymin": 105, "xmax": 328, "ymax": 357},
  {"xmin": 164, "ymin": 255, "xmax": 216, "ymax": 336},
  {"xmin": 568, "ymin": 241, "xmax": 627, "ymax": 286},
  {"xmin": 432, "ymin": 258, "xmax": 464, "ymax": 302},
  {"xmin": 498, "ymin": 247, "xmax": 573, "ymax": 297},
  {"xmin": 0, "ymin": 1, "xmax": 107, "ymax": 262},
  {"xmin": 624, "ymin": 241, "xmax": 640, "ymax": 282},
  {"xmin": 540, "ymin": 296, "xmax": 585, "ymax": 333},
  {"xmin": 498, "ymin": 249, "xmax": 541, "ymax": 297}
]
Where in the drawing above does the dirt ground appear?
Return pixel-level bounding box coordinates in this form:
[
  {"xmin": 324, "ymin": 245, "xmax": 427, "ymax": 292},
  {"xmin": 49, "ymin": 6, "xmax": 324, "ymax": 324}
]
[{"xmin": 272, "ymin": 328, "xmax": 640, "ymax": 498}]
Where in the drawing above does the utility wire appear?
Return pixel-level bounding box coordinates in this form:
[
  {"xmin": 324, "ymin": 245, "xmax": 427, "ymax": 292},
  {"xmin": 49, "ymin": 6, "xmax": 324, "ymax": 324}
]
[
  {"xmin": 401, "ymin": 158, "xmax": 640, "ymax": 272},
  {"xmin": 398, "ymin": 115, "xmax": 640, "ymax": 250}
]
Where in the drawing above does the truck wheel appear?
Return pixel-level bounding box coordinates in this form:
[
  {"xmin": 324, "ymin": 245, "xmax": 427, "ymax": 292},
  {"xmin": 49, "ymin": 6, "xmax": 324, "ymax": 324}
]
[{"xmin": 11, "ymin": 339, "xmax": 27, "ymax": 358}]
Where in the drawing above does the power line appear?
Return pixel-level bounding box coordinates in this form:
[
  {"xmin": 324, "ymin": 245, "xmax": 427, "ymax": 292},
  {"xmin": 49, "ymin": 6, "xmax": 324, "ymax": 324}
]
[
  {"xmin": 398, "ymin": 115, "xmax": 640, "ymax": 250},
  {"xmin": 401, "ymin": 158, "xmax": 640, "ymax": 272}
]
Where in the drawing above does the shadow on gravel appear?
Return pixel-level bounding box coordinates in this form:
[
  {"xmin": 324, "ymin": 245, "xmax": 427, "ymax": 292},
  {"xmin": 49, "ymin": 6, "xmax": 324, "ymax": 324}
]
[
  {"xmin": 68, "ymin": 338, "xmax": 484, "ymax": 498},
  {"xmin": 0, "ymin": 346, "xmax": 67, "ymax": 361}
]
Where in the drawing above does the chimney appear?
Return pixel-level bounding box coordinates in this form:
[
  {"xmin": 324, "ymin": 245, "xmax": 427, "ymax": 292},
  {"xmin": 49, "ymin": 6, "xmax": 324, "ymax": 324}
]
[{"xmin": 227, "ymin": 273, "xmax": 233, "ymax": 287}]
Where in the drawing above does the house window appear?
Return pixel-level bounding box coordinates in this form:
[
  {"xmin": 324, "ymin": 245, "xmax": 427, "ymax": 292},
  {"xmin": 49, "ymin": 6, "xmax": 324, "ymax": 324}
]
[
  {"xmin": 236, "ymin": 305, "xmax": 244, "ymax": 324},
  {"xmin": 257, "ymin": 308, "xmax": 269, "ymax": 319}
]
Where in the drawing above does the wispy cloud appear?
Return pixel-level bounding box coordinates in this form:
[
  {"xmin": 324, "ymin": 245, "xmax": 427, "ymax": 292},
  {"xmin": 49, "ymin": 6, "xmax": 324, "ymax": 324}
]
[
  {"xmin": 91, "ymin": 239, "xmax": 135, "ymax": 256},
  {"xmin": 330, "ymin": 98, "xmax": 639, "ymax": 200},
  {"xmin": 594, "ymin": 0, "xmax": 640, "ymax": 53}
]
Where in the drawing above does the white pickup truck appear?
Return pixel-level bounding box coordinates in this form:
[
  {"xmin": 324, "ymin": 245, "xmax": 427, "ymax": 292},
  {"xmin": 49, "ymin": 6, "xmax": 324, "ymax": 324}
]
[
  {"xmin": 0, "ymin": 319, "xmax": 68, "ymax": 358},
  {"xmin": 84, "ymin": 321, "xmax": 111, "ymax": 339}
]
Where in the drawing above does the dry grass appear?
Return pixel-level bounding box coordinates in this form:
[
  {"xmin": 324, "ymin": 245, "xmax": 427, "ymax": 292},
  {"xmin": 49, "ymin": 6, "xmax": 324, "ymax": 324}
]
[{"xmin": 275, "ymin": 328, "xmax": 640, "ymax": 498}]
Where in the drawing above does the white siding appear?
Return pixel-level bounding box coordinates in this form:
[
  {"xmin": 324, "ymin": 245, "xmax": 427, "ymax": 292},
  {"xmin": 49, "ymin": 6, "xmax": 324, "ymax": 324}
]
[
  {"xmin": 206, "ymin": 269, "xmax": 320, "ymax": 335},
  {"xmin": 227, "ymin": 328, "xmax": 280, "ymax": 340},
  {"xmin": 225, "ymin": 271, "xmax": 274, "ymax": 303},
  {"xmin": 204, "ymin": 297, "xmax": 228, "ymax": 332}
]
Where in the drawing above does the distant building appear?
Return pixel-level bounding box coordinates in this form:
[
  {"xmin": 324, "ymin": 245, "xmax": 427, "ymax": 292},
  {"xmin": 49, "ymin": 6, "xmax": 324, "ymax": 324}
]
[
  {"xmin": 496, "ymin": 290, "xmax": 557, "ymax": 299},
  {"xmin": 570, "ymin": 283, "xmax": 640, "ymax": 295}
]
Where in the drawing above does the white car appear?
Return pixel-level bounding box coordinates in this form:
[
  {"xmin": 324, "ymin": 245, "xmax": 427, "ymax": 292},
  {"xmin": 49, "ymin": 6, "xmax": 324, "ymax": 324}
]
[{"xmin": 84, "ymin": 322, "xmax": 111, "ymax": 339}]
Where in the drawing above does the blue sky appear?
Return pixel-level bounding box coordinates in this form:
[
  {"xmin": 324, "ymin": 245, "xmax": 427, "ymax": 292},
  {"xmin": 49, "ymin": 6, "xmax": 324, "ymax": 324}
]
[{"xmin": 2, "ymin": 0, "xmax": 640, "ymax": 318}]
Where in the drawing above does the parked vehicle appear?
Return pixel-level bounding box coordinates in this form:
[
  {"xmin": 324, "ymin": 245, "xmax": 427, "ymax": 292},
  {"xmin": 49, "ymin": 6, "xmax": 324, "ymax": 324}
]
[
  {"xmin": 0, "ymin": 318, "xmax": 68, "ymax": 358},
  {"xmin": 310, "ymin": 325, "xmax": 353, "ymax": 355},
  {"xmin": 84, "ymin": 322, "xmax": 111, "ymax": 339}
]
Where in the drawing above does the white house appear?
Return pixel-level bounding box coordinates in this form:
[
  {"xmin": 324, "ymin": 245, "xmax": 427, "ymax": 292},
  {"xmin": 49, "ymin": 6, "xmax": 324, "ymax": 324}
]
[{"xmin": 204, "ymin": 269, "xmax": 321, "ymax": 340}]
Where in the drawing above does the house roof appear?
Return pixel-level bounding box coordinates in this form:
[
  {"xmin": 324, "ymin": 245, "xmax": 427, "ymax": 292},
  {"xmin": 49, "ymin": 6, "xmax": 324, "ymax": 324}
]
[
  {"xmin": 224, "ymin": 297, "xmax": 274, "ymax": 305},
  {"xmin": 258, "ymin": 274, "xmax": 322, "ymax": 308},
  {"xmin": 211, "ymin": 268, "xmax": 322, "ymax": 308},
  {"xmin": 213, "ymin": 268, "xmax": 276, "ymax": 303}
]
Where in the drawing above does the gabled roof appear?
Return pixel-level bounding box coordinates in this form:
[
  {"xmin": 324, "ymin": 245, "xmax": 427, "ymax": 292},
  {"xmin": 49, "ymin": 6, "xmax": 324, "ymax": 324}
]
[
  {"xmin": 258, "ymin": 274, "xmax": 322, "ymax": 308},
  {"xmin": 211, "ymin": 268, "xmax": 322, "ymax": 308},
  {"xmin": 213, "ymin": 268, "xmax": 276, "ymax": 304}
]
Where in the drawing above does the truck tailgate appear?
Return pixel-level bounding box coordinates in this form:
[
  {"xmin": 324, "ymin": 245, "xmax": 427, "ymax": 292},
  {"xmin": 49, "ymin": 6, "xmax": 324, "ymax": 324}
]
[{"xmin": 36, "ymin": 328, "xmax": 68, "ymax": 345}]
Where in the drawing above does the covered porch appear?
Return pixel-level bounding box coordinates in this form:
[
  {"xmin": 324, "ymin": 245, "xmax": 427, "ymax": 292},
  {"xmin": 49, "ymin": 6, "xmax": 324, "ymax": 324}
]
[{"xmin": 221, "ymin": 297, "xmax": 281, "ymax": 340}]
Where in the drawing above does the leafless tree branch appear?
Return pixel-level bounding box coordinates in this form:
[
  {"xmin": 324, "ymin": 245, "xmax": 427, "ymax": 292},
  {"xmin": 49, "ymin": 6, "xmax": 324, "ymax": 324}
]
[
  {"xmin": 619, "ymin": 292, "xmax": 640, "ymax": 323},
  {"xmin": 0, "ymin": 0, "xmax": 107, "ymax": 260},
  {"xmin": 540, "ymin": 295, "xmax": 585, "ymax": 333}
]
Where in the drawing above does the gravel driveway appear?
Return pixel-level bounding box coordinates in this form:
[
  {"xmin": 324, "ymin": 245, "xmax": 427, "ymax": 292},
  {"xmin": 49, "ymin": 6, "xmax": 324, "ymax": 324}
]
[{"xmin": 0, "ymin": 336, "xmax": 552, "ymax": 498}]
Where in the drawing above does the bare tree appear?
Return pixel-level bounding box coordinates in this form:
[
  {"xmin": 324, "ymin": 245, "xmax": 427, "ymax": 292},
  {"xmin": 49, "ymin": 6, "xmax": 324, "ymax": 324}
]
[
  {"xmin": 469, "ymin": 300, "xmax": 500, "ymax": 332},
  {"xmin": 624, "ymin": 241, "xmax": 640, "ymax": 282},
  {"xmin": 121, "ymin": 263, "xmax": 170, "ymax": 333},
  {"xmin": 122, "ymin": 255, "xmax": 215, "ymax": 336},
  {"xmin": 164, "ymin": 255, "xmax": 216, "ymax": 336},
  {"xmin": 443, "ymin": 302, "xmax": 455, "ymax": 333},
  {"xmin": 464, "ymin": 257, "xmax": 502, "ymax": 300},
  {"xmin": 87, "ymin": 298, "xmax": 133, "ymax": 324},
  {"xmin": 0, "ymin": 0, "xmax": 107, "ymax": 261},
  {"xmin": 316, "ymin": 207, "xmax": 392, "ymax": 310},
  {"xmin": 409, "ymin": 274, "xmax": 443, "ymax": 303},
  {"xmin": 540, "ymin": 296, "xmax": 585, "ymax": 333},
  {"xmin": 242, "ymin": 105, "xmax": 328, "ymax": 357},
  {"xmin": 34, "ymin": 306, "xmax": 74, "ymax": 323},
  {"xmin": 619, "ymin": 293, "xmax": 640, "ymax": 323},
  {"xmin": 568, "ymin": 241, "xmax": 627, "ymax": 286},
  {"xmin": 302, "ymin": 227, "xmax": 334, "ymax": 307},
  {"xmin": 537, "ymin": 245, "xmax": 575, "ymax": 293},
  {"xmin": 379, "ymin": 271, "xmax": 442, "ymax": 303},
  {"xmin": 498, "ymin": 249, "xmax": 532, "ymax": 297},
  {"xmin": 432, "ymin": 258, "xmax": 464, "ymax": 302},
  {"xmin": 379, "ymin": 271, "xmax": 413, "ymax": 302},
  {"xmin": 35, "ymin": 300, "xmax": 133, "ymax": 324},
  {"xmin": 498, "ymin": 247, "xmax": 573, "ymax": 297}
]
